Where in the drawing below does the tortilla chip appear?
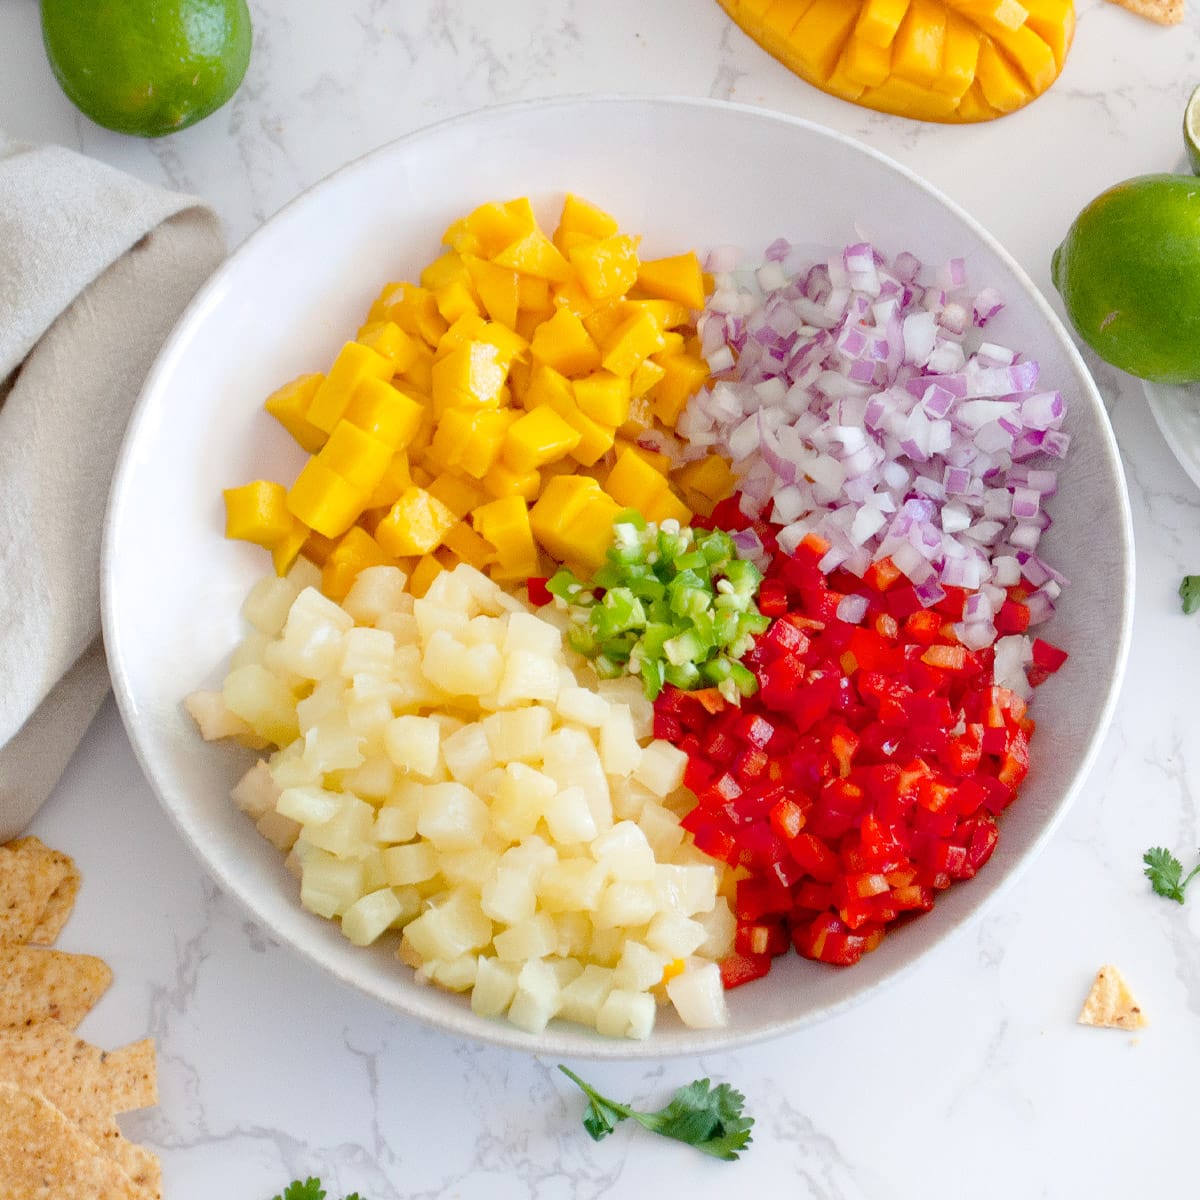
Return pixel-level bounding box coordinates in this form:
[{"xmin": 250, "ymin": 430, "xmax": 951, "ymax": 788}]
[
  {"xmin": 0, "ymin": 945, "xmax": 112, "ymax": 1029},
  {"xmin": 0, "ymin": 837, "xmax": 74, "ymax": 945},
  {"xmin": 1105, "ymin": 0, "xmax": 1184, "ymax": 24},
  {"xmin": 0, "ymin": 1081, "xmax": 146, "ymax": 1198},
  {"xmin": 0, "ymin": 1022, "xmax": 161, "ymax": 1197},
  {"xmin": 1077, "ymin": 964, "xmax": 1147, "ymax": 1030}
]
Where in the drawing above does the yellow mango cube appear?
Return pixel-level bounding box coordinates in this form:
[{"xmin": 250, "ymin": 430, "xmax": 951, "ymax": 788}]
[
  {"xmin": 316, "ymin": 419, "xmax": 394, "ymax": 492},
  {"xmin": 286, "ymin": 457, "xmax": 370, "ymax": 539},
  {"xmin": 529, "ymin": 308, "xmax": 601, "ymax": 378},
  {"xmin": 264, "ymin": 373, "xmax": 327, "ymax": 454},
  {"xmin": 307, "ymin": 342, "xmax": 395, "ymax": 434},
  {"xmin": 407, "ymin": 553, "xmax": 445, "ymax": 599},
  {"xmin": 369, "ymin": 282, "xmax": 448, "ymax": 348},
  {"xmin": 427, "ymin": 472, "xmax": 488, "ymax": 519},
  {"xmin": 464, "ymin": 255, "xmax": 521, "ymax": 330},
  {"xmin": 441, "ymin": 520, "xmax": 496, "ymax": 570},
  {"xmin": 492, "ymin": 229, "xmax": 572, "ymax": 282},
  {"xmin": 366, "ymin": 452, "xmax": 414, "ymax": 510},
  {"xmin": 501, "ymin": 406, "xmax": 583, "ymax": 474},
  {"xmin": 568, "ymin": 234, "xmax": 641, "ymax": 302},
  {"xmin": 432, "ymin": 279, "xmax": 483, "ymax": 325},
  {"xmin": 602, "ymin": 449, "xmax": 671, "ymax": 513},
  {"xmin": 342, "ymin": 377, "xmax": 425, "ymax": 450},
  {"xmin": 566, "ymin": 496, "xmax": 624, "ymax": 575},
  {"xmin": 482, "ymin": 459, "xmax": 541, "ymax": 501},
  {"xmin": 321, "ymin": 526, "xmax": 391, "ymax": 602},
  {"xmin": 553, "ymin": 194, "xmax": 619, "ymax": 252},
  {"xmin": 431, "ymin": 340, "xmax": 507, "ymax": 415},
  {"xmin": 614, "ymin": 437, "xmax": 672, "ymax": 475},
  {"xmin": 356, "ymin": 320, "xmax": 420, "ymax": 373},
  {"xmin": 629, "ymin": 357, "xmax": 667, "ymax": 400},
  {"xmin": 573, "ymin": 371, "xmax": 631, "ymax": 427},
  {"xmin": 420, "ymin": 248, "xmax": 473, "ymax": 292},
  {"xmin": 445, "ymin": 198, "xmax": 537, "ymax": 259},
  {"xmin": 643, "ymin": 488, "xmax": 693, "ymax": 527},
  {"xmin": 271, "ymin": 523, "xmax": 310, "ymax": 577},
  {"xmin": 472, "ymin": 495, "xmax": 539, "ymax": 575},
  {"xmin": 648, "ymin": 352, "xmax": 710, "ymax": 427},
  {"xmin": 374, "ymin": 487, "xmax": 458, "ymax": 557},
  {"xmin": 672, "ymin": 454, "xmax": 736, "ymax": 503},
  {"xmin": 600, "ymin": 306, "xmax": 667, "ymax": 378},
  {"xmin": 223, "ymin": 479, "xmax": 298, "ymax": 548},
  {"xmin": 581, "ymin": 300, "xmax": 628, "ymax": 348},
  {"xmin": 432, "ymin": 407, "xmax": 516, "ymax": 479},
  {"xmin": 634, "ymin": 253, "xmax": 707, "ymax": 310}
]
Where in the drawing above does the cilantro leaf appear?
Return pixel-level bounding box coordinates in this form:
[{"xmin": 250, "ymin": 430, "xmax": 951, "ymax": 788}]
[
  {"xmin": 1143, "ymin": 846, "xmax": 1200, "ymax": 903},
  {"xmin": 1181, "ymin": 575, "xmax": 1200, "ymax": 615},
  {"xmin": 558, "ymin": 1065, "xmax": 754, "ymax": 1162},
  {"xmin": 271, "ymin": 1182, "xmax": 325, "ymax": 1200},
  {"xmin": 269, "ymin": 1180, "xmax": 364, "ymax": 1200}
]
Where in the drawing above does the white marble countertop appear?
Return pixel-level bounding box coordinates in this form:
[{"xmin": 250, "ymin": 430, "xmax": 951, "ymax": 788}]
[{"xmin": 4, "ymin": 1, "xmax": 1200, "ymax": 1195}]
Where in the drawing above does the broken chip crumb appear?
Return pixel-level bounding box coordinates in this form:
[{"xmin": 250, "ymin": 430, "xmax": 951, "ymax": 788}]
[
  {"xmin": 1105, "ymin": 0, "xmax": 1184, "ymax": 25},
  {"xmin": 1077, "ymin": 964, "xmax": 1148, "ymax": 1030}
]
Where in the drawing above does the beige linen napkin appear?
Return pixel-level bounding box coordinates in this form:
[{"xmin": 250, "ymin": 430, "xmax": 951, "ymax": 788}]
[{"xmin": 0, "ymin": 134, "xmax": 225, "ymax": 840}]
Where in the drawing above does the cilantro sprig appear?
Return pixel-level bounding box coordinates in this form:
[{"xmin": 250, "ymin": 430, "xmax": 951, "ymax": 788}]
[
  {"xmin": 557, "ymin": 1065, "xmax": 754, "ymax": 1161},
  {"xmin": 1143, "ymin": 846, "xmax": 1200, "ymax": 903},
  {"xmin": 270, "ymin": 1179, "xmax": 363, "ymax": 1200},
  {"xmin": 1180, "ymin": 575, "xmax": 1200, "ymax": 615}
]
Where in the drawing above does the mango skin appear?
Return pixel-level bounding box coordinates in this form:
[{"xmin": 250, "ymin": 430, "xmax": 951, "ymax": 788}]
[{"xmin": 717, "ymin": 0, "xmax": 1075, "ymax": 124}]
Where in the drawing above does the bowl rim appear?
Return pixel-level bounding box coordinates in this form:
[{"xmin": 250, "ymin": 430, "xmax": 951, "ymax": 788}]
[{"xmin": 100, "ymin": 93, "xmax": 1137, "ymax": 1059}]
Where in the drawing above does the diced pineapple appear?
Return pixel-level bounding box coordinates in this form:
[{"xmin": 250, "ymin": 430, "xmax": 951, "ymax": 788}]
[
  {"xmin": 440, "ymin": 722, "xmax": 496, "ymax": 786},
  {"xmin": 654, "ymin": 863, "xmax": 718, "ymax": 915},
  {"xmin": 301, "ymin": 713, "xmax": 365, "ymax": 774},
  {"xmin": 231, "ymin": 760, "xmax": 281, "ymax": 819},
  {"xmin": 502, "ymin": 610, "xmax": 563, "ymax": 658},
  {"xmin": 635, "ymin": 799, "xmax": 685, "ymax": 858},
  {"xmin": 276, "ymin": 784, "xmax": 343, "ymax": 826},
  {"xmin": 341, "ymin": 564, "xmax": 410, "ymax": 625},
  {"xmin": 480, "ymin": 706, "xmax": 553, "ymax": 764},
  {"xmin": 299, "ymin": 850, "xmax": 367, "ymax": 919},
  {"xmin": 277, "ymin": 587, "xmax": 355, "ymax": 679},
  {"xmin": 598, "ymin": 704, "xmax": 642, "ymax": 776},
  {"xmin": 299, "ymin": 794, "xmax": 375, "ymax": 858},
  {"xmin": 536, "ymin": 857, "xmax": 606, "ymax": 913},
  {"xmin": 480, "ymin": 867, "xmax": 538, "ymax": 925},
  {"xmin": 438, "ymin": 843, "xmax": 502, "ymax": 888},
  {"xmin": 339, "ymin": 752, "xmax": 396, "ymax": 800},
  {"xmin": 243, "ymin": 572, "xmax": 302, "ymax": 635},
  {"xmin": 645, "ymin": 912, "xmax": 708, "ymax": 960},
  {"xmin": 222, "ymin": 664, "xmax": 299, "ymax": 746},
  {"xmin": 339, "ymin": 626, "xmax": 396, "ymax": 677},
  {"xmin": 506, "ymin": 959, "xmax": 561, "ymax": 1033},
  {"xmin": 593, "ymin": 880, "xmax": 660, "ymax": 930},
  {"xmin": 341, "ymin": 887, "xmax": 406, "ymax": 946},
  {"xmin": 489, "ymin": 762, "xmax": 556, "ymax": 842},
  {"xmin": 494, "ymin": 649, "xmax": 560, "ymax": 707},
  {"xmin": 184, "ymin": 689, "xmax": 261, "ymax": 744},
  {"xmin": 665, "ymin": 961, "xmax": 729, "ymax": 1030},
  {"xmin": 255, "ymin": 809, "xmax": 302, "ymax": 853},
  {"xmin": 693, "ymin": 896, "xmax": 737, "ymax": 960},
  {"xmin": 416, "ymin": 782, "xmax": 490, "ymax": 849},
  {"xmin": 592, "ymin": 821, "xmax": 656, "ymax": 881},
  {"xmin": 612, "ymin": 940, "xmax": 668, "ymax": 993},
  {"xmin": 543, "ymin": 785, "xmax": 598, "ymax": 845},
  {"xmin": 556, "ymin": 963, "xmax": 615, "ymax": 1028},
  {"xmin": 471, "ymin": 955, "xmax": 520, "ymax": 1016},
  {"xmin": 402, "ymin": 889, "xmax": 493, "ymax": 962},
  {"xmin": 554, "ymin": 685, "xmax": 611, "ymax": 728},
  {"xmin": 542, "ymin": 727, "xmax": 612, "ymax": 835},
  {"xmin": 422, "ymin": 629, "xmax": 505, "ymax": 696},
  {"xmin": 595, "ymin": 988, "xmax": 655, "ymax": 1040},
  {"xmin": 373, "ymin": 787, "xmax": 421, "ymax": 843},
  {"xmin": 632, "ymin": 738, "xmax": 688, "ymax": 797},
  {"xmin": 492, "ymin": 911, "xmax": 559, "ymax": 962},
  {"xmin": 382, "ymin": 841, "xmax": 440, "ymax": 886},
  {"xmin": 383, "ymin": 714, "xmax": 442, "ymax": 777}
]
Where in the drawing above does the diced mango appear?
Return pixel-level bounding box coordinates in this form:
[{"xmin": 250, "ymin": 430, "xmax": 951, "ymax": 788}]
[
  {"xmin": 407, "ymin": 553, "xmax": 444, "ymax": 599},
  {"xmin": 600, "ymin": 306, "xmax": 667, "ymax": 378},
  {"xmin": 502, "ymin": 407, "xmax": 583, "ymax": 474},
  {"xmin": 316, "ymin": 420, "xmax": 394, "ymax": 493},
  {"xmin": 602, "ymin": 449, "xmax": 671, "ymax": 513},
  {"xmin": 427, "ymin": 472, "xmax": 488, "ymax": 519},
  {"xmin": 307, "ymin": 342, "xmax": 395, "ymax": 434},
  {"xmin": 647, "ymin": 352, "xmax": 710, "ymax": 427},
  {"xmin": 321, "ymin": 526, "xmax": 391, "ymax": 602},
  {"xmin": 529, "ymin": 475, "xmax": 620, "ymax": 572},
  {"xmin": 431, "ymin": 407, "xmax": 516, "ymax": 479},
  {"xmin": 573, "ymin": 371, "xmax": 631, "ymax": 427},
  {"xmin": 223, "ymin": 479, "xmax": 298, "ymax": 548},
  {"xmin": 431, "ymin": 340, "xmax": 507, "ymax": 415},
  {"xmin": 482, "ymin": 460, "xmax": 541, "ymax": 502},
  {"xmin": 472, "ymin": 495, "xmax": 539, "ymax": 577},
  {"xmin": 432, "ymin": 279, "xmax": 483, "ymax": 325},
  {"xmin": 553, "ymin": 194, "xmax": 620, "ymax": 252},
  {"xmin": 271, "ymin": 522, "xmax": 310, "ymax": 577},
  {"xmin": 629, "ymin": 357, "xmax": 667, "ymax": 401},
  {"xmin": 342, "ymin": 377, "xmax": 425, "ymax": 450},
  {"xmin": 464, "ymin": 255, "xmax": 521, "ymax": 330},
  {"xmin": 286, "ymin": 458, "xmax": 371, "ymax": 539},
  {"xmin": 492, "ymin": 229, "xmax": 572, "ymax": 282},
  {"xmin": 356, "ymin": 321, "xmax": 420, "ymax": 373},
  {"xmin": 366, "ymin": 452, "xmax": 414, "ymax": 510},
  {"xmin": 264, "ymin": 373, "xmax": 326, "ymax": 454},
  {"xmin": 441, "ymin": 520, "xmax": 496, "ymax": 570},
  {"xmin": 634, "ymin": 253, "xmax": 707, "ymax": 310},
  {"xmin": 568, "ymin": 235, "xmax": 641, "ymax": 303},
  {"xmin": 672, "ymin": 454, "xmax": 736, "ymax": 503},
  {"xmin": 642, "ymin": 488, "xmax": 693, "ymax": 527},
  {"xmin": 374, "ymin": 487, "xmax": 458, "ymax": 557},
  {"xmin": 369, "ymin": 282, "xmax": 448, "ymax": 348},
  {"xmin": 530, "ymin": 308, "xmax": 602, "ymax": 377}
]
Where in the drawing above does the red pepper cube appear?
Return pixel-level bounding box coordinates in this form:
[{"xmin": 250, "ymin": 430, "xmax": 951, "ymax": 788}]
[
  {"xmin": 786, "ymin": 831, "xmax": 841, "ymax": 883},
  {"xmin": 791, "ymin": 880, "xmax": 834, "ymax": 912},
  {"xmin": 735, "ymin": 921, "xmax": 790, "ymax": 958},
  {"xmin": 735, "ymin": 875, "xmax": 790, "ymax": 922},
  {"xmin": 997, "ymin": 733, "xmax": 1030, "ymax": 789},
  {"xmin": 525, "ymin": 576, "xmax": 552, "ymax": 606},
  {"xmin": 793, "ymin": 912, "xmax": 867, "ymax": 965},
  {"xmin": 934, "ymin": 585, "xmax": 969, "ymax": 619},
  {"xmin": 719, "ymin": 951, "xmax": 773, "ymax": 990},
  {"xmin": 768, "ymin": 797, "xmax": 806, "ymax": 842},
  {"xmin": 885, "ymin": 583, "xmax": 925, "ymax": 619},
  {"xmin": 920, "ymin": 643, "xmax": 967, "ymax": 671},
  {"xmin": 680, "ymin": 807, "xmax": 738, "ymax": 865},
  {"xmin": 652, "ymin": 711, "xmax": 683, "ymax": 743},
  {"xmin": 709, "ymin": 494, "xmax": 751, "ymax": 531},
  {"xmin": 864, "ymin": 555, "xmax": 902, "ymax": 593},
  {"xmin": 735, "ymin": 711, "xmax": 777, "ymax": 749},
  {"xmin": 963, "ymin": 815, "xmax": 1000, "ymax": 872},
  {"xmin": 903, "ymin": 609, "xmax": 944, "ymax": 645},
  {"xmin": 682, "ymin": 754, "xmax": 715, "ymax": 794},
  {"xmin": 994, "ymin": 597, "xmax": 1031, "ymax": 634},
  {"xmin": 757, "ymin": 578, "xmax": 789, "ymax": 617},
  {"xmin": 891, "ymin": 883, "xmax": 934, "ymax": 912},
  {"xmin": 735, "ymin": 746, "xmax": 770, "ymax": 782},
  {"xmin": 1031, "ymin": 637, "xmax": 1068, "ymax": 672}
]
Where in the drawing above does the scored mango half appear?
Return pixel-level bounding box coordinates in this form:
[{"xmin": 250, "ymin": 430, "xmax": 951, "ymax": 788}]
[{"xmin": 717, "ymin": 0, "xmax": 1075, "ymax": 123}]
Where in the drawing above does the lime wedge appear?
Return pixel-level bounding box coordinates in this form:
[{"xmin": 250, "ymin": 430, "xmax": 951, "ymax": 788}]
[{"xmin": 1184, "ymin": 82, "xmax": 1200, "ymax": 175}]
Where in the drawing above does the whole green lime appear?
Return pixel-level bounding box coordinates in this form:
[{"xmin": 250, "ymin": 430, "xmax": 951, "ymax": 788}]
[
  {"xmin": 1051, "ymin": 173, "xmax": 1200, "ymax": 385},
  {"xmin": 40, "ymin": 0, "xmax": 252, "ymax": 138}
]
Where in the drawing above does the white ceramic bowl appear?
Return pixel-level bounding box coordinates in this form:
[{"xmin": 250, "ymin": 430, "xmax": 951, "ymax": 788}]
[{"xmin": 102, "ymin": 96, "xmax": 1134, "ymax": 1059}]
